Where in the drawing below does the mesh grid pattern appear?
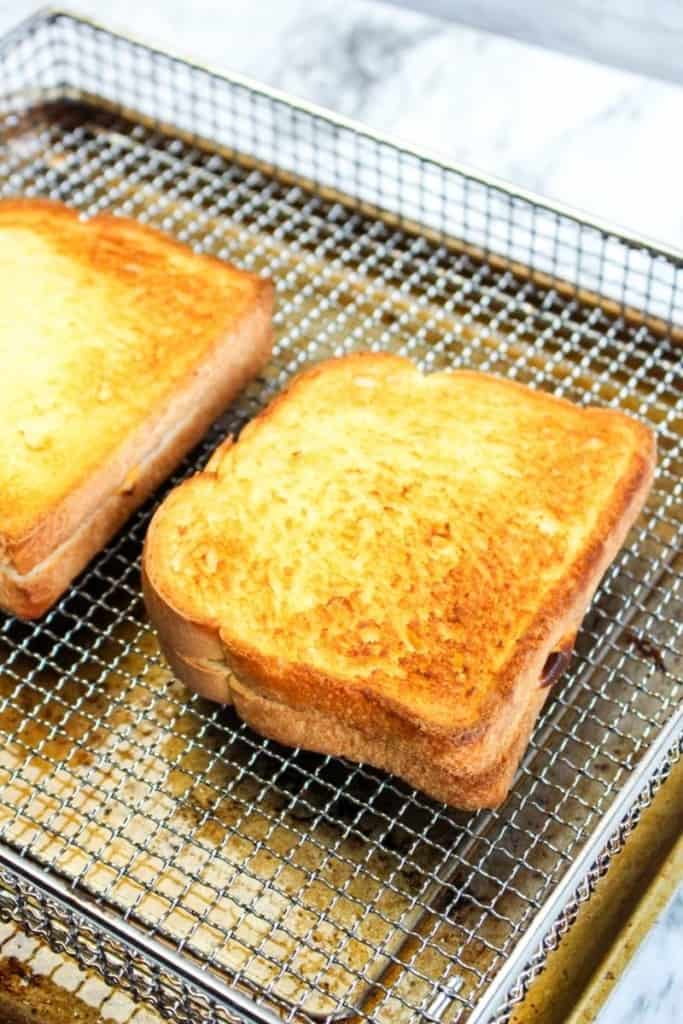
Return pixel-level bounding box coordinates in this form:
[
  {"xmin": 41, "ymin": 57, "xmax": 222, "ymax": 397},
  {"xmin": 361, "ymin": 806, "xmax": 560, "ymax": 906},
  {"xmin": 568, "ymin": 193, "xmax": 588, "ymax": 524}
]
[{"xmin": 0, "ymin": 10, "xmax": 681, "ymax": 1024}]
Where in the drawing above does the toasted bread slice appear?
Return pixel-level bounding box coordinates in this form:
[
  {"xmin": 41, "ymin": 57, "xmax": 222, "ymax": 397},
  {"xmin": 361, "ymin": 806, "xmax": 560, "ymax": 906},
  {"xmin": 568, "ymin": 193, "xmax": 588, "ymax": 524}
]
[
  {"xmin": 143, "ymin": 354, "xmax": 655, "ymax": 808},
  {"xmin": 0, "ymin": 198, "xmax": 273, "ymax": 618}
]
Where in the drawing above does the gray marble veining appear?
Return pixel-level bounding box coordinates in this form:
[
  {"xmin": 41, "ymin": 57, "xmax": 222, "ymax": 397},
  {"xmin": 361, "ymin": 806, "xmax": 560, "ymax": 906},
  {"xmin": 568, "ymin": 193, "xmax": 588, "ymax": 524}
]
[
  {"xmin": 1, "ymin": 0, "xmax": 682, "ymax": 247},
  {"xmin": 598, "ymin": 887, "xmax": 683, "ymax": 1024},
  {"xmin": 0, "ymin": 1, "xmax": 680, "ymax": 1020},
  {"xmin": 385, "ymin": 0, "xmax": 683, "ymax": 87}
]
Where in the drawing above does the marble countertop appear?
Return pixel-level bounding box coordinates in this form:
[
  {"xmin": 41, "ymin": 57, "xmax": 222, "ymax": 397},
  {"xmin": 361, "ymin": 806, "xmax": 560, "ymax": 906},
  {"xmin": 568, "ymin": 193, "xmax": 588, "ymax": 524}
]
[
  {"xmin": 3, "ymin": 0, "xmax": 682, "ymax": 251},
  {"xmin": 599, "ymin": 885, "xmax": 682, "ymax": 1024},
  {"xmin": 0, "ymin": 1, "xmax": 680, "ymax": 1020},
  {"xmin": 385, "ymin": 0, "xmax": 683, "ymax": 87}
]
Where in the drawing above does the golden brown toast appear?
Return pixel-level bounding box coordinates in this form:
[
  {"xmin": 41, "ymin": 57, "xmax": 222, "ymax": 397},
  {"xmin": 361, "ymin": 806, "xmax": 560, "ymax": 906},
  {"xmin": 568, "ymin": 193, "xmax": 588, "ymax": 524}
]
[
  {"xmin": 0, "ymin": 198, "xmax": 273, "ymax": 618},
  {"xmin": 142, "ymin": 354, "xmax": 656, "ymax": 808}
]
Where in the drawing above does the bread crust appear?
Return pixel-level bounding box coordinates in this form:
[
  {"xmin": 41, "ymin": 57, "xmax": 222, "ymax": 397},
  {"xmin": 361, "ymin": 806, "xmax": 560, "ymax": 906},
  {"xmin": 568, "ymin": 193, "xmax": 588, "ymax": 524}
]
[
  {"xmin": 142, "ymin": 559, "xmax": 552, "ymax": 810},
  {"xmin": 143, "ymin": 355, "xmax": 656, "ymax": 807},
  {"xmin": 0, "ymin": 198, "xmax": 273, "ymax": 617}
]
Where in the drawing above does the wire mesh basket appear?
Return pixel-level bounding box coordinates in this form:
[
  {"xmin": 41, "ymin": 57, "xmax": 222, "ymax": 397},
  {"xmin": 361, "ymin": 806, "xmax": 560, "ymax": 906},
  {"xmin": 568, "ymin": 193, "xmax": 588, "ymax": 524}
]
[{"xmin": 0, "ymin": 9, "xmax": 681, "ymax": 1023}]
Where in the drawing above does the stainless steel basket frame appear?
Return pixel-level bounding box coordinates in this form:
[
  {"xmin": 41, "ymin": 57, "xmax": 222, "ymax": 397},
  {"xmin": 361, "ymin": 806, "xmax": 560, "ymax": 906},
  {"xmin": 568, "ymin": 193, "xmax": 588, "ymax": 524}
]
[{"xmin": 0, "ymin": 8, "xmax": 681, "ymax": 1024}]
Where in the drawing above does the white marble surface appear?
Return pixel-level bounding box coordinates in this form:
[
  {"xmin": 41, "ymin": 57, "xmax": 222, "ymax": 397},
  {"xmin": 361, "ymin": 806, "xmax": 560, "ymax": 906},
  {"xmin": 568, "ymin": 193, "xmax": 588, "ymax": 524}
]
[
  {"xmin": 1, "ymin": 0, "xmax": 683, "ymax": 250},
  {"xmin": 0, "ymin": 1, "xmax": 680, "ymax": 1020},
  {"xmin": 386, "ymin": 0, "xmax": 683, "ymax": 86},
  {"xmin": 598, "ymin": 886, "xmax": 683, "ymax": 1024}
]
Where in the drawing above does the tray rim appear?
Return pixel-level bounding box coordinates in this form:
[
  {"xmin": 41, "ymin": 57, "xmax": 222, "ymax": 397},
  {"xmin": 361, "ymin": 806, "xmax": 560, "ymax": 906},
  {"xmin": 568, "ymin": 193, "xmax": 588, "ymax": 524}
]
[
  {"xmin": 5, "ymin": 3, "xmax": 683, "ymax": 270},
  {"xmin": 0, "ymin": 7, "xmax": 681, "ymax": 1024}
]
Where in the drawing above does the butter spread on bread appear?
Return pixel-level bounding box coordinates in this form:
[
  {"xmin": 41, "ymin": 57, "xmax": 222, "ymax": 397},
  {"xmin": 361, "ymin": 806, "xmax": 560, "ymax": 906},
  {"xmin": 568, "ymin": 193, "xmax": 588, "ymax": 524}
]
[
  {"xmin": 0, "ymin": 198, "xmax": 273, "ymax": 617},
  {"xmin": 143, "ymin": 353, "xmax": 655, "ymax": 808}
]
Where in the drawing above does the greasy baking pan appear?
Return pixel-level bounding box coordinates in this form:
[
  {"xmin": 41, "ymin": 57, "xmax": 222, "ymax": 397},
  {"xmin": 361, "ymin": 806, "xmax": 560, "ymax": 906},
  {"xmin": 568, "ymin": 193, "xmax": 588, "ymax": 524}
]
[{"xmin": 0, "ymin": 9, "xmax": 681, "ymax": 1024}]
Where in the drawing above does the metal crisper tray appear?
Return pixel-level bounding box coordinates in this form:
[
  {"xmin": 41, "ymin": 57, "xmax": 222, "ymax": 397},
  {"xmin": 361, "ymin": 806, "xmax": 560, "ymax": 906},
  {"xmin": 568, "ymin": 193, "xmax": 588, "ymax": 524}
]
[{"xmin": 0, "ymin": 10, "xmax": 681, "ymax": 1024}]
